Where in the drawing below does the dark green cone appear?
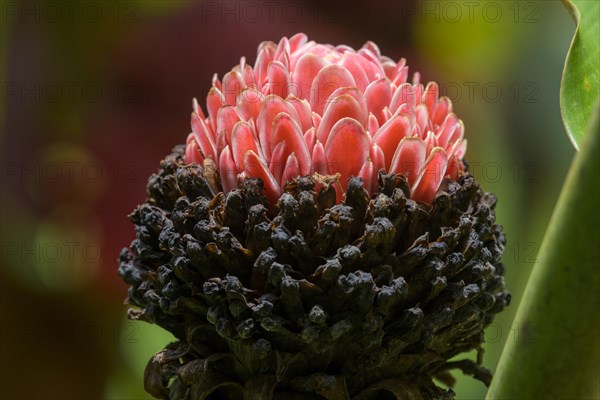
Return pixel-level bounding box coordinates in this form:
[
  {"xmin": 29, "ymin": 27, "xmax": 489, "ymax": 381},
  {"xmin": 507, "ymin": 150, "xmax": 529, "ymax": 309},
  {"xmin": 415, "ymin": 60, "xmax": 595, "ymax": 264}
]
[{"xmin": 119, "ymin": 145, "xmax": 509, "ymax": 399}]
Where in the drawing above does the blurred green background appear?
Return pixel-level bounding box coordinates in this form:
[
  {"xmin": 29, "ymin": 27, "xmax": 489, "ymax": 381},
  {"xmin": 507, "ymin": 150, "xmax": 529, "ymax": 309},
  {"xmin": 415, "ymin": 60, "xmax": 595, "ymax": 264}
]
[{"xmin": 0, "ymin": 1, "xmax": 576, "ymax": 398}]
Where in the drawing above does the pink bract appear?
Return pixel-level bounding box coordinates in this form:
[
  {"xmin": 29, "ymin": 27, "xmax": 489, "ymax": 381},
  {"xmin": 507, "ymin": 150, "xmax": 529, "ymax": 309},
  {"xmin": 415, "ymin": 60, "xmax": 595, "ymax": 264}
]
[{"xmin": 185, "ymin": 33, "xmax": 466, "ymax": 204}]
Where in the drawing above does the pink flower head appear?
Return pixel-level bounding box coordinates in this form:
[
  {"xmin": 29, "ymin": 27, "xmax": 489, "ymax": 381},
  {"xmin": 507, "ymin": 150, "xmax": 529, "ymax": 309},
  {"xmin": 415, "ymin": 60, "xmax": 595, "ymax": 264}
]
[{"xmin": 185, "ymin": 33, "xmax": 466, "ymax": 204}]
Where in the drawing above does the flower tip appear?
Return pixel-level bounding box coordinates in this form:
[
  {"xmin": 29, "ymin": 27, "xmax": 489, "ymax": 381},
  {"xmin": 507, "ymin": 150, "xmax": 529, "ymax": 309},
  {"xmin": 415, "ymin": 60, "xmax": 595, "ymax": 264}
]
[{"xmin": 184, "ymin": 34, "xmax": 467, "ymax": 204}]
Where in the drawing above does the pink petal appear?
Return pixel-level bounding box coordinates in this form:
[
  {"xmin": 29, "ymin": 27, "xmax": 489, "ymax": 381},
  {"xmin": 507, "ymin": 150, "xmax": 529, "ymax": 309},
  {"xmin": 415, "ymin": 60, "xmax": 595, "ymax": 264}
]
[
  {"xmin": 206, "ymin": 87, "xmax": 225, "ymax": 133},
  {"xmin": 415, "ymin": 104, "xmax": 430, "ymax": 137},
  {"xmin": 274, "ymin": 37, "xmax": 290, "ymax": 66},
  {"xmin": 372, "ymin": 113, "xmax": 413, "ymax": 169},
  {"xmin": 186, "ymin": 131, "xmax": 195, "ymax": 145},
  {"xmin": 215, "ymin": 106, "xmax": 241, "ymax": 154},
  {"xmin": 412, "ymin": 72, "xmax": 421, "ymax": 85},
  {"xmin": 236, "ymin": 88, "xmax": 264, "ymax": 122},
  {"xmin": 413, "ymin": 125, "xmax": 423, "ymax": 139},
  {"xmin": 235, "ymin": 57, "xmax": 256, "ymax": 88},
  {"xmin": 448, "ymin": 120, "xmax": 465, "ymax": 150},
  {"xmin": 244, "ymin": 150, "xmax": 280, "ymax": 204},
  {"xmin": 390, "ymin": 59, "xmax": 409, "ymax": 86},
  {"xmin": 390, "ymin": 83, "xmax": 416, "ymax": 114},
  {"xmin": 289, "ymin": 33, "xmax": 308, "ymax": 53},
  {"xmin": 368, "ymin": 113, "xmax": 380, "ymax": 135},
  {"xmin": 325, "ymin": 87, "xmax": 368, "ymax": 123},
  {"xmin": 424, "ymin": 130, "xmax": 439, "ymax": 154},
  {"xmin": 449, "ymin": 138, "xmax": 467, "ymax": 159},
  {"xmin": 192, "ymin": 100, "xmax": 215, "ymax": 143},
  {"xmin": 324, "ymin": 118, "xmax": 370, "ymax": 191},
  {"xmin": 256, "ymin": 95, "xmax": 299, "ymax": 161},
  {"xmin": 304, "ymin": 127, "xmax": 316, "ymax": 153},
  {"xmin": 269, "ymin": 141, "xmax": 287, "ymax": 183},
  {"xmin": 309, "ymin": 64, "xmax": 356, "ymax": 115},
  {"xmin": 371, "ymin": 143, "xmax": 385, "ymax": 176},
  {"xmin": 446, "ymin": 155, "xmax": 462, "ymax": 180},
  {"xmin": 257, "ymin": 40, "xmax": 275, "ymax": 53},
  {"xmin": 312, "ymin": 112, "xmax": 321, "ymax": 131},
  {"xmin": 264, "ymin": 61, "xmax": 289, "ymax": 98},
  {"xmin": 382, "ymin": 106, "xmax": 393, "ymax": 122},
  {"xmin": 280, "ymin": 153, "xmax": 300, "ymax": 188},
  {"xmin": 237, "ymin": 56, "xmax": 246, "ymax": 72},
  {"xmin": 365, "ymin": 77, "xmax": 393, "ymax": 125},
  {"xmin": 357, "ymin": 48, "xmax": 384, "ymax": 79},
  {"xmin": 392, "ymin": 65, "xmax": 409, "ymax": 86},
  {"xmin": 411, "ymin": 147, "xmax": 448, "ymax": 204},
  {"xmin": 382, "ymin": 59, "xmax": 398, "ymax": 81},
  {"xmin": 254, "ymin": 44, "xmax": 275, "ymax": 86},
  {"xmin": 219, "ymin": 145, "xmax": 238, "ymax": 193},
  {"xmin": 192, "ymin": 98, "xmax": 206, "ymax": 121},
  {"xmin": 358, "ymin": 160, "xmax": 375, "ymax": 194},
  {"xmin": 335, "ymin": 44, "xmax": 354, "ymax": 53},
  {"xmin": 212, "ymin": 73, "xmax": 222, "ymax": 91},
  {"xmin": 362, "ymin": 41, "xmax": 381, "ymax": 59},
  {"xmin": 413, "ymin": 83, "xmax": 424, "ymax": 104},
  {"xmin": 312, "ymin": 141, "xmax": 328, "ymax": 175},
  {"xmin": 340, "ymin": 53, "xmax": 370, "ymax": 92},
  {"xmin": 316, "ymin": 94, "xmax": 367, "ymax": 145},
  {"xmin": 292, "ymin": 52, "xmax": 327, "ymax": 102},
  {"xmin": 436, "ymin": 113, "xmax": 460, "ymax": 148},
  {"xmin": 308, "ymin": 43, "xmax": 335, "ymax": 58},
  {"xmin": 271, "ymin": 112, "xmax": 311, "ymax": 176},
  {"xmin": 222, "ymin": 70, "xmax": 244, "ymax": 106},
  {"xmin": 286, "ymin": 96, "xmax": 312, "ymax": 132},
  {"xmin": 191, "ymin": 110, "xmax": 217, "ymax": 161},
  {"xmin": 290, "ymin": 41, "xmax": 316, "ymax": 71},
  {"xmin": 185, "ymin": 134, "xmax": 204, "ymax": 164},
  {"xmin": 432, "ymin": 96, "xmax": 452, "ymax": 127},
  {"xmin": 231, "ymin": 121, "xmax": 259, "ymax": 171},
  {"xmin": 423, "ymin": 82, "xmax": 439, "ymax": 115},
  {"xmin": 389, "ymin": 137, "xmax": 427, "ymax": 186}
]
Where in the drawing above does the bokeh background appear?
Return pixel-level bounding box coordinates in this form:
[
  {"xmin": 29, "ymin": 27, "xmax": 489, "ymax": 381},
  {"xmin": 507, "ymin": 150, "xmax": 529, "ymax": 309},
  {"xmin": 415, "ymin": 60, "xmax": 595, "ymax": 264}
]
[{"xmin": 0, "ymin": 1, "xmax": 577, "ymax": 398}]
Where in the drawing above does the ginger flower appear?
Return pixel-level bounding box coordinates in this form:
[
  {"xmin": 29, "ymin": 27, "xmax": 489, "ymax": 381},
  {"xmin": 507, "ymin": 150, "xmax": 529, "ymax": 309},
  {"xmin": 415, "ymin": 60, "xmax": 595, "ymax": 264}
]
[
  {"xmin": 120, "ymin": 34, "xmax": 509, "ymax": 400},
  {"xmin": 185, "ymin": 32, "xmax": 466, "ymax": 204}
]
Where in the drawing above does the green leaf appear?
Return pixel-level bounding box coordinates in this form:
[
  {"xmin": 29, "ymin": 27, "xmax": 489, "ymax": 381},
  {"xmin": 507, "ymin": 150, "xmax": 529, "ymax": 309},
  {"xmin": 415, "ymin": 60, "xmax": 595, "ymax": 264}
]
[
  {"xmin": 560, "ymin": 0, "xmax": 600, "ymax": 150},
  {"xmin": 486, "ymin": 106, "xmax": 600, "ymax": 399}
]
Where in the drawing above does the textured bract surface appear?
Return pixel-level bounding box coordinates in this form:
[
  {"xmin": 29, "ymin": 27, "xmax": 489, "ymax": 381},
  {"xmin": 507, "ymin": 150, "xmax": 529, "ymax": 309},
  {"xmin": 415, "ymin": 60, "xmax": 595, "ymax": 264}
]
[{"xmin": 119, "ymin": 146, "xmax": 509, "ymax": 400}]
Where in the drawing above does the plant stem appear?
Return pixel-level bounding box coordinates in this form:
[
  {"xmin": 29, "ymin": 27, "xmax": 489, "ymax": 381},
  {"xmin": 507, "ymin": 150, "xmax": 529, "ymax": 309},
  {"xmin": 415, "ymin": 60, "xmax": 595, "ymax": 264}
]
[{"xmin": 486, "ymin": 110, "xmax": 599, "ymax": 399}]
